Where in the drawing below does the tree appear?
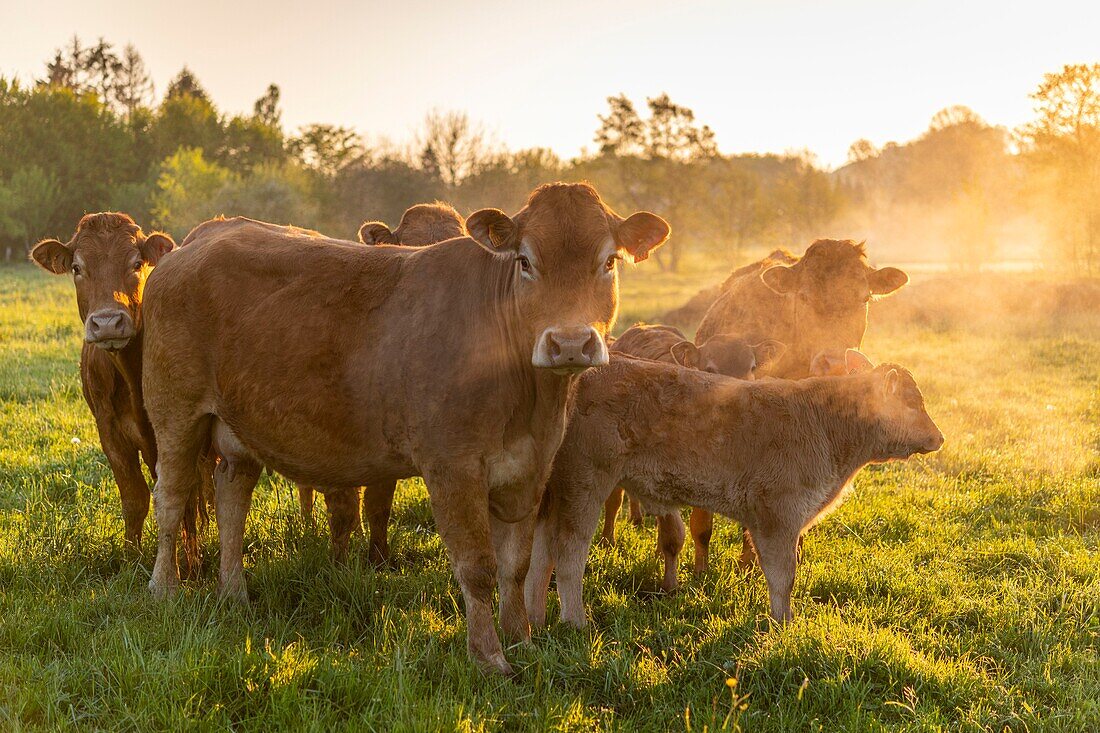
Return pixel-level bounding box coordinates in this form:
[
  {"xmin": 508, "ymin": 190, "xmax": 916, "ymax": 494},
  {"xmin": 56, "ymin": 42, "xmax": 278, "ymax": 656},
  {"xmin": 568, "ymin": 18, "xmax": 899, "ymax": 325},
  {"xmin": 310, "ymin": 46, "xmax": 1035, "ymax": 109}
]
[
  {"xmin": 113, "ymin": 44, "xmax": 154, "ymax": 120},
  {"xmin": 289, "ymin": 124, "xmax": 362, "ymax": 176},
  {"xmin": 253, "ymin": 84, "xmax": 281, "ymax": 127},
  {"xmin": 414, "ymin": 110, "xmax": 493, "ymax": 190},
  {"xmin": 0, "ymin": 166, "xmax": 61, "ymax": 252},
  {"xmin": 150, "ymin": 147, "xmax": 233, "ymax": 239},
  {"xmin": 165, "ymin": 66, "xmax": 210, "ymax": 104}
]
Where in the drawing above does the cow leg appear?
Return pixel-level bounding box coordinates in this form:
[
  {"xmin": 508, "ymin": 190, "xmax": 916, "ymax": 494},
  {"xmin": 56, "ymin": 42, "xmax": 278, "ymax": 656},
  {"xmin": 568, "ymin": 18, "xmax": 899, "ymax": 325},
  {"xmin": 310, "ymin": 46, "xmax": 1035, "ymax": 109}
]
[
  {"xmin": 738, "ymin": 526, "xmax": 760, "ymax": 571},
  {"xmin": 628, "ymin": 493, "xmax": 644, "ymax": 526},
  {"xmin": 491, "ymin": 512, "xmax": 535, "ymax": 644},
  {"xmin": 148, "ymin": 420, "xmax": 208, "ymax": 598},
  {"xmin": 362, "ymin": 479, "xmax": 397, "ymax": 566},
  {"xmin": 750, "ymin": 523, "xmax": 801, "ymax": 622},
  {"xmin": 554, "ymin": 484, "xmax": 607, "ymax": 629},
  {"xmin": 656, "ymin": 512, "xmax": 686, "ymax": 592},
  {"xmin": 324, "ymin": 487, "xmax": 361, "ymax": 564},
  {"xmin": 213, "ymin": 456, "xmax": 261, "ymax": 603},
  {"xmin": 296, "ymin": 484, "xmax": 315, "ymax": 524},
  {"xmin": 422, "ymin": 466, "xmax": 510, "ymax": 676},
  {"xmin": 690, "ymin": 507, "xmax": 714, "ymax": 574},
  {"xmin": 600, "ymin": 487, "xmax": 624, "ymax": 546},
  {"xmin": 99, "ymin": 428, "xmax": 150, "ymax": 550}
]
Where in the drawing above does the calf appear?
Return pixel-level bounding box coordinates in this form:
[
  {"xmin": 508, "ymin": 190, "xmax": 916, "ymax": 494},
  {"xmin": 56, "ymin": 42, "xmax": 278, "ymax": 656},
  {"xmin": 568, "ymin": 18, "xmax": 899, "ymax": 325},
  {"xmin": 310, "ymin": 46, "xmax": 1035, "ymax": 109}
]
[
  {"xmin": 601, "ymin": 323, "xmax": 784, "ymax": 547},
  {"xmin": 29, "ymin": 213, "xmax": 204, "ymax": 575},
  {"xmin": 525, "ymin": 352, "xmax": 942, "ymax": 627},
  {"xmin": 358, "ymin": 201, "xmax": 466, "ymax": 246},
  {"xmin": 141, "ymin": 183, "xmax": 669, "ymax": 674}
]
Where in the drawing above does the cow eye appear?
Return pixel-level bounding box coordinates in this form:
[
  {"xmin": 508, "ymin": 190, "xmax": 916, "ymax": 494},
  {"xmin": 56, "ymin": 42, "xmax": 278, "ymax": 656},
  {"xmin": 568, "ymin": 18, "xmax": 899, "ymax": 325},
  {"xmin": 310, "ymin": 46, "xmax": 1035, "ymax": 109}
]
[
  {"xmin": 132, "ymin": 261, "xmax": 143, "ymax": 272},
  {"xmin": 604, "ymin": 254, "xmax": 620, "ymax": 272},
  {"xmin": 516, "ymin": 255, "xmax": 531, "ymax": 273},
  {"xmin": 72, "ymin": 264, "xmax": 82, "ymax": 277}
]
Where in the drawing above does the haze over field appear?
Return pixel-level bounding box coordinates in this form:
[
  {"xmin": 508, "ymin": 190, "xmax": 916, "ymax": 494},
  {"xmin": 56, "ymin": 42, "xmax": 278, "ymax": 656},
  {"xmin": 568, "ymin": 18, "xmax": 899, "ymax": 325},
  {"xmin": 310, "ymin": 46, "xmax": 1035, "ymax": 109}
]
[{"xmin": 3, "ymin": 0, "xmax": 1100, "ymax": 167}]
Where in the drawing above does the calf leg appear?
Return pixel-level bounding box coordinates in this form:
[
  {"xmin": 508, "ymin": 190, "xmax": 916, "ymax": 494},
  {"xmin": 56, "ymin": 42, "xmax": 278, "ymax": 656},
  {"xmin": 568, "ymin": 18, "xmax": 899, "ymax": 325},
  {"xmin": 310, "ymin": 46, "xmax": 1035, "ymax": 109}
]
[
  {"xmin": 324, "ymin": 487, "xmax": 361, "ymax": 564},
  {"xmin": 362, "ymin": 480, "xmax": 397, "ymax": 566},
  {"xmin": 656, "ymin": 512, "xmax": 686, "ymax": 592},
  {"xmin": 600, "ymin": 486, "xmax": 624, "ymax": 546},
  {"xmin": 422, "ymin": 466, "xmax": 509, "ymax": 676},
  {"xmin": 491, "ymin": 512, "xmax": 536, "ymax": 644},
  {"xmin": 296, "ymin": 484, "xmax": 315, "ymax": 524},
  {"xmin": 628, "ymin": 494, "xmax": 644, "ymax": 526},
  {"xmin": 689, "ymin": 507, "xmax": 713, "ymax": 574},
  {"xmin": 554, "ymin": 486, "xmax": 607, "ymax": 629},
  {"xmin": 749, "ymin": 523, "xmax": 801, "ymax": 622},
  {"xmin": 525, "ymin": 507, "xmax": 556, "ymax": 629}
]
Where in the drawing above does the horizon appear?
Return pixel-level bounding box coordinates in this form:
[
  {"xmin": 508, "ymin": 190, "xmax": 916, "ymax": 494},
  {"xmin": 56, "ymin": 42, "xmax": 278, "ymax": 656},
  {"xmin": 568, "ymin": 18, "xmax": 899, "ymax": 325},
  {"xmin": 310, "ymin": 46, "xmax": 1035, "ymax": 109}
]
[{"xmin": 5, "ymin": 0, "xmax": 1099, "ymax": 168}]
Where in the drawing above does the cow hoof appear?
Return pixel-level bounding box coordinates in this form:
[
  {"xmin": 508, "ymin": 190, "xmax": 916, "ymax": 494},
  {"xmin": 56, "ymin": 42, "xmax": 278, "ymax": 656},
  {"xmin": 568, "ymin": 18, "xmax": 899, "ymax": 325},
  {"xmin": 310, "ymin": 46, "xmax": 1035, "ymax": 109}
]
[{"xmin": 477, "ymin": 653, "xmax": 514, "ymax": 677}]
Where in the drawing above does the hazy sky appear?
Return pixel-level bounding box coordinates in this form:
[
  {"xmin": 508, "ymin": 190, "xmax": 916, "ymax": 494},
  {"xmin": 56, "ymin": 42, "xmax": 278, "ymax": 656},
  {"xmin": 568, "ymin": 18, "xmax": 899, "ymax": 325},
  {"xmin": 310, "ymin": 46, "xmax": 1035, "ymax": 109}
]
[{"xmin": 3, "ymin": 0, "xmax": 1097, "ymax": 167}]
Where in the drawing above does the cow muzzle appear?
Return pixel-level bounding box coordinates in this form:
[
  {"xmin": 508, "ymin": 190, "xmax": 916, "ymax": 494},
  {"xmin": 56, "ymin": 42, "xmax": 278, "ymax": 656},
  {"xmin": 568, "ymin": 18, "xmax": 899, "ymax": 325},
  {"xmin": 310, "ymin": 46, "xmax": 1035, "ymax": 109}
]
[
  {"xmin": 533, "ymin": 325, "xmax": 609, "ymax": 373},
  {"xmin": 85, "ymin": 309, "xmax": 136, "ymax": 351}
]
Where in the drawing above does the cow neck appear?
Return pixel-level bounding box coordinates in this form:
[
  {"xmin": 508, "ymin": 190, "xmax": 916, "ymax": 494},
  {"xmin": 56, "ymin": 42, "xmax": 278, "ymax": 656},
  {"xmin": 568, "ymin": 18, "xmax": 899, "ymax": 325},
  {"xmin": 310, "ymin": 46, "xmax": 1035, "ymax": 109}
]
[
  {"xmin": 797, "ymin": 376, "xmax": 890, "ymax": 475},
  {"xmin": 106, "ymin": 334, "xmax": 147, "ymax": 421},
  {"xmin": 484, "ymin": 252, "xmax": 573, "ymax": 440}
]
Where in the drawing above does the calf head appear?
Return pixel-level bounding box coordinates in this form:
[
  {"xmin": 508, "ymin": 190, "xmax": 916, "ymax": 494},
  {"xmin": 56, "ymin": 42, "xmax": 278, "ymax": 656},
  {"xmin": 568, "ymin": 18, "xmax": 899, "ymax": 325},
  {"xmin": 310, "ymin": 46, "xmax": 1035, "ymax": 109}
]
[
  {"xmin": 671, "ymin": 335, "xmax": 786, "ymax": 379},
  {"xmin": 761, "ymin": 239, "xmax": 908, "ymax": 371},
  {"xmin": 466, "ymin": 182, "xmax": 669, "ymax": 373},
  {"xmin": 359, "ymin": 202, "xmax": 466, "ymax": 246},
  {"xmin": 864, "ymin": 363, "xmax": 944, "ymax": 458},
  {"xmin": 30, "ymin": 213, "xmax": 175, "ymax": 351}
]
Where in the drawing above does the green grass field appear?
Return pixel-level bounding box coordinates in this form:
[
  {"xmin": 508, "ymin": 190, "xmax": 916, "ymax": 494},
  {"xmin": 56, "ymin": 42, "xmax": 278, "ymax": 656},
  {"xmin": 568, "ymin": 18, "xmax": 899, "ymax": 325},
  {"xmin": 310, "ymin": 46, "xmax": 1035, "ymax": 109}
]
[{"xmin": 1, "ymin": 263, "xmax": 1097, "ymax": 731}]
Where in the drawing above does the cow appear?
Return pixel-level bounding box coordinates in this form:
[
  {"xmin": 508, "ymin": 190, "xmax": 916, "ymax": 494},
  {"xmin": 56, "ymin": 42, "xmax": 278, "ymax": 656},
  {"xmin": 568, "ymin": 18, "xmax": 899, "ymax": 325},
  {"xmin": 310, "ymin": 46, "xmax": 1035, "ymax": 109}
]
[
  {"xmin": 600, "ymin": 323, "xmax": 785, "ymax": 548},
  {"xmin": 28, "ymin": 213, "xmax": 204, "ymax": 576},
  {"xmin": 297, "ymin": 201, "xmax": 467, "ymax": 543},
  {"xmin": 357, "ymin": 201, "xmax": 466, "ymax": 246},
  {"xmin": 140, "ymin": 182, "xmax": 670, "ymax": 675},
  {"xmin": 524, "ymin": 350, "xmax": 943, "ymax": 627},
  {"xmin": 660, "ymin": 249, "xmax": 795, "ymax": 331},
  {"xmin": 688, "ymin": 239, "xmax": 910, "ymax": 573}
]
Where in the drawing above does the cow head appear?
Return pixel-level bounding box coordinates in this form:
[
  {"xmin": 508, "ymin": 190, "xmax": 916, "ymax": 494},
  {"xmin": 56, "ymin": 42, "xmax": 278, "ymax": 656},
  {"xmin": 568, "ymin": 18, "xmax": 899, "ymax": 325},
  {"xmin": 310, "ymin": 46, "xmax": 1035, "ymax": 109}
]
[
  {"xmin": 30, "ymin": 213, "xmax": 176, "ymax": 351},
  {"xmin": 866, "ymin": 363, "xmax": 944, "ymax": 457},
  {"xmin": 760, "ymin": 239, "xmax": 908, "ymax": 372},
  {"xmin": 359, "ymin": 202, "xmax": 466, "ymax": 246},
  {"xmin": 467, "ymin": 183, "xmax": 669, "ymax": 373},
  {"xmin": 671, "ymin": 335, "xmax": 786, "ymax": 380}
]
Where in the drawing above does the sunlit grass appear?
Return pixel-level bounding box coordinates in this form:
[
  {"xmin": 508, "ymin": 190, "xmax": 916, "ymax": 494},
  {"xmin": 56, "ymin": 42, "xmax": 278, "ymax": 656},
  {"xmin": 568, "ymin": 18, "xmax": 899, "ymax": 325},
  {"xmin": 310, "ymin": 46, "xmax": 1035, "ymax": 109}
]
[{"xmin": 0, "ymin": 263, "xmax": 1097, "ymax": 730}]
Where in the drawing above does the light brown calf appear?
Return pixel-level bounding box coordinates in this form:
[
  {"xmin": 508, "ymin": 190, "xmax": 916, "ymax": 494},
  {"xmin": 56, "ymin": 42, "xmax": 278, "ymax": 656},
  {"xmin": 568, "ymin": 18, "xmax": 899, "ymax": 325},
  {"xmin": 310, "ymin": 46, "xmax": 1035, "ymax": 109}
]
[
  {"xmin": 601, "ymin": 323, "xmax": 784, "ymax": 549},
  {"xmin": 141, "ymin": 183, "xmax": 669, "ymax": 674},
  {"xmin": 358, "ymin": 201, "xmax": 466, "ymax": 246},
  {"xmin": 29, "ymin": 213, "xmax": 204, "ymax": 575},
  {"xmin": 525, "ymin": 352, "xmax": 942, "ymax": 627}
]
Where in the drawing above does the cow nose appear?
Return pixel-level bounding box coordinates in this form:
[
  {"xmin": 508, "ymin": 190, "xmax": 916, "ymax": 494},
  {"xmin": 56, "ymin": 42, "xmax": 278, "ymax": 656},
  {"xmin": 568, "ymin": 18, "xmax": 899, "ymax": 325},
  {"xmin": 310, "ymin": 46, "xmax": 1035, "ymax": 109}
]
[
  {"xmin": 925, "ymin": 429, "xmax": 945, "ymax": 453},
  {"xmin": 85, "ymin": 310, "xmax": 135, "ymax": 349},
  {"xmin": 533, "ymin": 326, "xmax": 609, "ymax": 372}
]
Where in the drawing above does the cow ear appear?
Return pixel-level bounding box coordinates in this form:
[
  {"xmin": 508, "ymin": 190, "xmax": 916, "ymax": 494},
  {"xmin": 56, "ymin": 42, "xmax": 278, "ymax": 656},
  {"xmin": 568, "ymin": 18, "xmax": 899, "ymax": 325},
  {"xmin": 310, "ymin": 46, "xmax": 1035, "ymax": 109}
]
[
  {"xmin": 881, "ymin": 368, "xmax": 899, "ymax": 396},
  {"xmin": 868, "ymin": 266, "xmax": 908, "ymax": 295},
  {"xmin": 139, "ymin": 233, "xmax": 176, "ymax": 265},
  {"xmin": 761, "ymin": 264, "xmax": 799, "ymax": 294},
  {"xmin": 752, "ymin": 339, "xmax": 786, "ymax": 370},
  {"xmin": 359, "ymin": 221, "xmax": 398, "ymax": 245},
  {"xmin": 669, "ymin": 341, "xmax": 699, "ymax": 368},
  {"xmin": 614, "ymin": 212, "xmax": 670, "ymax": 263},
  {"xmin": 844, "ymin": 348, "xmax": 874, "ymax": 374},
  {"xmin": 467, "ymin": 209, "xmax": 519, "ymax": 252},
  {"xmin": 30, "ymin": 239, "xmax": 73, "ymax": 274}
]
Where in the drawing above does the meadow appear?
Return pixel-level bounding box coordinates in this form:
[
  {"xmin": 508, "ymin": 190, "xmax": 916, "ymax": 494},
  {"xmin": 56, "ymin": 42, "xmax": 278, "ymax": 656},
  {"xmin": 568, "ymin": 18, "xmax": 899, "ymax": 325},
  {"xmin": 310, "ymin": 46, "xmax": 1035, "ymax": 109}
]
[{"xmin": 0, "ymin": 261, "xmax": 1097, "ymax": 731}]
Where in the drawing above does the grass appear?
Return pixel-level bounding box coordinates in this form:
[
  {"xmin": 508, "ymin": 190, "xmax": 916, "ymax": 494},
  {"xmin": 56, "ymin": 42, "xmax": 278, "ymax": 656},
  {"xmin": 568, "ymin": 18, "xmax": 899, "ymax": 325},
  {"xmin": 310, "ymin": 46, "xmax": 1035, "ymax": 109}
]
[{"xmin": 1, "ymin": 262, "xmax": 1098, "ymax": 731}]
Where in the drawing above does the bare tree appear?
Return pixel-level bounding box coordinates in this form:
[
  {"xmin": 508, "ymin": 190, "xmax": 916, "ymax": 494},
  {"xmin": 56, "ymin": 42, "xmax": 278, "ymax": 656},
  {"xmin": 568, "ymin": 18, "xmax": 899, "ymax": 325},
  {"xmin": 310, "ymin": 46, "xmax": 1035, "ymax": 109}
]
[
  {"xmin": 113, "ymin": 44, "xmax": 154, "ymax": 121},
  {"xmin": 414, "ymin": 110, "xmax": 493, "ymax": 190}
]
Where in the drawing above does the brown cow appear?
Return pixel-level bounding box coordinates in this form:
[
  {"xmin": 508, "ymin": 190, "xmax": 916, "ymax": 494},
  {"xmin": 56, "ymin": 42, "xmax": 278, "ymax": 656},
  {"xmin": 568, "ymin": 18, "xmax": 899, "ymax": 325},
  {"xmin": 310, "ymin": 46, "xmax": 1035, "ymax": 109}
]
[
  {"xmin": 601, "ymin": 323, "xmax": 785, "ymax": 547},
  {"xmin": 28, "ymin": 213, "xmax": 204, "ymax": 575},
  {"xmin": 358, "ymin": 201, "xmax": 466, "ymax": 246},
  {"xmin": 525, "ymin": 351, "xmax": 942, "ymax": 627},
  {"xmin": 689, "ymin": 239, "xmax": 909, "ymax": 572},
  {"xmin": 141, "ymin": 183, "xmax": 669, "ymax": 674}
]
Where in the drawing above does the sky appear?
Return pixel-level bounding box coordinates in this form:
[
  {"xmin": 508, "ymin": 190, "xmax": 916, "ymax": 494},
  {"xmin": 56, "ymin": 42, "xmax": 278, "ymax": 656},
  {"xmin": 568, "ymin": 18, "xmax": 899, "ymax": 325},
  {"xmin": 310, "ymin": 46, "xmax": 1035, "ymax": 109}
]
[{"xmin": 2, "ymin": 0, "xmax": 1098, "ymax": 168}]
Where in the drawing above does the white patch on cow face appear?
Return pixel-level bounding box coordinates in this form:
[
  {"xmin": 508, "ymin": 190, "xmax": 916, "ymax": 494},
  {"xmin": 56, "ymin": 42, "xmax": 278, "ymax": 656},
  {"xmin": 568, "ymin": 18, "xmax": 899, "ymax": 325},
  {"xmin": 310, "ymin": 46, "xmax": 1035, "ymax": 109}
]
[
  {"xmin": 517, "ymin": 239, "xmax": 538, "ymax": 282},
  {"xmin": 598, "ymin": 237, "xmax": 620, "ymax": 278}
]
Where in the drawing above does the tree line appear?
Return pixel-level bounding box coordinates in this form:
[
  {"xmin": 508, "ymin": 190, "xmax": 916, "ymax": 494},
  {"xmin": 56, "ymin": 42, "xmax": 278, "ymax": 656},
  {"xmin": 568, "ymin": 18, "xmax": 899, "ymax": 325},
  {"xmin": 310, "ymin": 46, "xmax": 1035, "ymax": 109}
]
[{"xmin": 1, "ymin": 37, "xmax": 1097, "ymax": 272}]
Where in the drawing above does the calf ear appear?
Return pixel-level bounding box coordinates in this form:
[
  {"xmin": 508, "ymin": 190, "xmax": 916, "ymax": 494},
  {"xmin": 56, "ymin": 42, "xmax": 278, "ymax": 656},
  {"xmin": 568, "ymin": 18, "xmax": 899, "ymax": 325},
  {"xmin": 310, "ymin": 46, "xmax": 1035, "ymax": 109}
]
[
  {"xmin": 30, "ymin": 239, "xmax": 73, "ymax": 274},
  {"xmin": 761, "ymin": 264, "xmax": 799, "ymax": 294},
  {"xmin": 752, "ymin": 339, "xmax": 786, "ymax": 370},
  {"xmin": 139, "ymin": 233, "xmax": 176, "ymax": 265},
  {"xmin": 669, "ymin": 341, "xmax": 699, "ymax": 368},
  {"xmin": 467, "ymin": 209, "xmax": 519, "ymax": 253},
  {"xmin": 359, "ymin": 221, "xmax": 398, "ymax": 245},
  {"xmin": 868, "ymin": 266, "xmax": 908, "ymax": 295},
  {"xmin": 881, "ymin": 368, "xmax": 899, "ymax": 396},
  {"xmin": 844, "ymin": 349, "xmax": 874, "ymax": 374},
  {"xmin": 614, "ymin": 212, "xmax": 670, "ymax": 263}
]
